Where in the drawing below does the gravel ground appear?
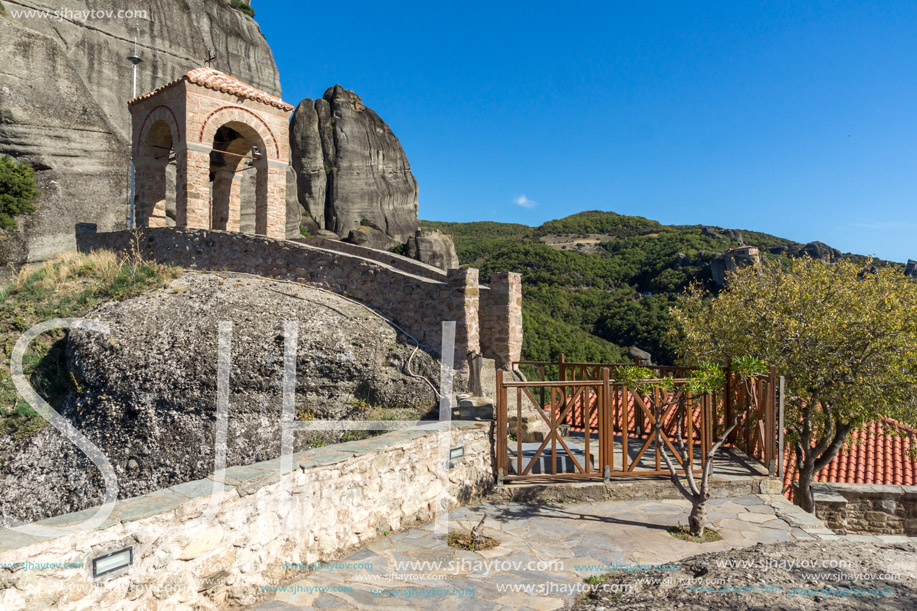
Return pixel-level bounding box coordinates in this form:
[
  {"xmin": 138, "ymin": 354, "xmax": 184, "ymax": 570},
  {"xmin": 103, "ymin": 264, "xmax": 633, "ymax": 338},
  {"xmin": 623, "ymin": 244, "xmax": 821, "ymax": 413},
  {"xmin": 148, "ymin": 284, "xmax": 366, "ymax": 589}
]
[{"xmin": 574, "ymin": 539, "xmax": 917, "ymax": 610}]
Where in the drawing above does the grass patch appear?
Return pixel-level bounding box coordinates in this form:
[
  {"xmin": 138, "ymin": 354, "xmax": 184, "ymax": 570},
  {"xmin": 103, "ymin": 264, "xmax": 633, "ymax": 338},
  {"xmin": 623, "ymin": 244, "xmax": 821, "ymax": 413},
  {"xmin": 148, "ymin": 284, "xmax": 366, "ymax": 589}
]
[
  {"xmin": 584, "ymin": 573, "xmax": 613, "ymax": 585},
  {"xmin": 447, "ymin": 530, "xmax": 498, "ymax": 552},
  {"xmin": 0, "ymin": 251, "xmax": 179, "ymax": 439},
  {"xmin": 667, "ymin": 524, "xmax": 723, "ymax": 543}
]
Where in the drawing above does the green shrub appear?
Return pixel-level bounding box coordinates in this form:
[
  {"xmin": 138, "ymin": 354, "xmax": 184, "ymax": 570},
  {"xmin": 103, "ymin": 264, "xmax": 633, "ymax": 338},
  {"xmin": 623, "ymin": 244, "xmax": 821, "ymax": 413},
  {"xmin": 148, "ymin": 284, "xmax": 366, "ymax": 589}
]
[
  {"xmin": 0, "ymin": 251, "xmax": 179, "ymax": 439},
  {"xmin": 230, "ymin": 0, "xmax": 255, "ymax": 17},
  {"xmin": 0, "ymin": 156, "xmax": 39, "ymax": 230}
]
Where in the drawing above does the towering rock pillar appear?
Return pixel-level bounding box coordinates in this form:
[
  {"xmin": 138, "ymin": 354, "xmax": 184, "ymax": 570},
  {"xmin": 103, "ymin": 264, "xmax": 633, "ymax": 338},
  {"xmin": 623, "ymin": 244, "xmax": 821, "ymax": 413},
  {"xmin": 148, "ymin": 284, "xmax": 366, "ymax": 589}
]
[{"xmin": 289, "ymin": 85, "xmax": 420, "ymax": 246}]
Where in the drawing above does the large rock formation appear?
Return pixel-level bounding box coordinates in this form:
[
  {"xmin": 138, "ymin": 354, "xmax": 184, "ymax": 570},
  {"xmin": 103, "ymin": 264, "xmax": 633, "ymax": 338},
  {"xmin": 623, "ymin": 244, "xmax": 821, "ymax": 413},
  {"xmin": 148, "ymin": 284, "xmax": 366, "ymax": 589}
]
[
  {"xmin": 405, "ymin": 227, "xmax": 459, "ymax": 271},
  {"xmin": 0, "ymin": 0, "xmax": 283, "ymax": 266},
  {"xmin": 711, "ymin": 246, "xmax": 760, "ymax": 287},
  {"xmin": 906, "ymin": 260, "xmax": 916, "ymax": 278},
  {"xmin": 769, "ymin": 241, "xmax": 843, "ymax": 264},
  {"xmin": 0, "ymin": 273, "xmax": 441, "ymax": 524},
  {"xmin": 290, "ymin": 85, "xmax": 420, "ymax": 246}
]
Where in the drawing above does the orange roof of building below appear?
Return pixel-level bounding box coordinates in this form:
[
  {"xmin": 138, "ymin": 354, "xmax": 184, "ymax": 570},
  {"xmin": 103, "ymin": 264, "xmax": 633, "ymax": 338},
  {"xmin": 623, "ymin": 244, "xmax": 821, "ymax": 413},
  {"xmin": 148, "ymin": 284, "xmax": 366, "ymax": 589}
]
[
  {"xmin": 782, "ymin": 417, "xmax": 917, "ymax": 499},
  {"xmin": 128, "ymin": 67, "xmax": 293, "ymax": 111}
]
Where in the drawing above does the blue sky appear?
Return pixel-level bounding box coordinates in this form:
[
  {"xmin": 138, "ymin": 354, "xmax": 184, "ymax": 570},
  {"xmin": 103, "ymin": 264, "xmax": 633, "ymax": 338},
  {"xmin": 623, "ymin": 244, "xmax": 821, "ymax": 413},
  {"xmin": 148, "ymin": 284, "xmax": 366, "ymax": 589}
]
[{"xmin": 257, "ymin": 1, "xmax": 917, "ymax": 263}]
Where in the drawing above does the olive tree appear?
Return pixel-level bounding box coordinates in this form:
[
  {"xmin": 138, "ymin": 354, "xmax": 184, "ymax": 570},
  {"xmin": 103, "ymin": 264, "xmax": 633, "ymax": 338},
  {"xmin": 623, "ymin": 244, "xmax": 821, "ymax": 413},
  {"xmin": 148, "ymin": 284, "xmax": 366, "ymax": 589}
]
[
  {"xmin": 671, "ymin": 257, "xmax": 917, "ymax": 512},
  {"xmin": 620, "ymin": 358, "xmax": 765, "ymax": 536}
]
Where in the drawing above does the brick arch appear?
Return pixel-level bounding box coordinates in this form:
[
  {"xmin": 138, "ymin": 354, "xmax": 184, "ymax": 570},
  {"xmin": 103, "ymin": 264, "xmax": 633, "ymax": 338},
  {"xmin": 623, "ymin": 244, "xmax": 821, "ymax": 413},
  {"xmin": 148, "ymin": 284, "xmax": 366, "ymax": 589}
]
[
  {"xmin": 135, "ymin": 105, "xmax": 181, "ymax": 157},
  {"xmin": 198, "ymin": 106, "xmax": 279, "ymax": 159}
]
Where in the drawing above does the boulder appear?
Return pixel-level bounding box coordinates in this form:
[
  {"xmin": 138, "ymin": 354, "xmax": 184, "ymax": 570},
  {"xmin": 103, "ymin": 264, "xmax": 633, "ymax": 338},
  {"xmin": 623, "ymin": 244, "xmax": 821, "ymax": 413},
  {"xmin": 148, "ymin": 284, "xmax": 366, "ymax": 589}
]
[
  {"xmin": 289, "ymin": 85, "xmax": 420, "ymax": 246},
  {"xmin": 346, "ymin": 225, "xmax": 398, "ymax": 250},
  {"xmin": 628, "ymin": 346, "xmax": 653, "ymax": 366},
  {"xmin": 906, "ymin": 260, "xmax": 916, "ymax": 278},
  {"xmin": 405, "ymin": 227, "xmax": 460, "ymax": 270},
  {"xmin": 0, "ymin": 0, "xmax": 282, "ymax": 267},
  {"xmin": 701, "ymin": 226, "xmax": 723, "ymax": 239},
  {"xmin": 0, "ymin": 273, "xmax": 441, "ymax": 524}
]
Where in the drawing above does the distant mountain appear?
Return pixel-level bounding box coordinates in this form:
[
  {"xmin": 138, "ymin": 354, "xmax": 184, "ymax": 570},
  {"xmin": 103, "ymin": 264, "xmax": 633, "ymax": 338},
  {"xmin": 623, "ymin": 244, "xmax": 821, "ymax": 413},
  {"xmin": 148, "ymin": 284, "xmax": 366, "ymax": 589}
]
[{"xmin": 424, "ymin": 211, "xmax": 904, "ymax": 366}]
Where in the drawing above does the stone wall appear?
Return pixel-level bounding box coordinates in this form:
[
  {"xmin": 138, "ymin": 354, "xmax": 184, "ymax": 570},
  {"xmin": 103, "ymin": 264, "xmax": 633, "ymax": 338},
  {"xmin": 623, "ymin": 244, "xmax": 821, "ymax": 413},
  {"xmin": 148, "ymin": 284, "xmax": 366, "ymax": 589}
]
[
  {"xmin": 813, "ymin": 482, "xmax": 917, "ymax": 536},
  {"xmin": 77, "ymin": 227, "xmax": 501, "ymax": 375},
  {"xmin": 293, "ymin": 236, "xmax": 447, "ymax": 281},
  {"xmin": 0, "ymin": 422, "xmax": 493, "ymax": 610}
]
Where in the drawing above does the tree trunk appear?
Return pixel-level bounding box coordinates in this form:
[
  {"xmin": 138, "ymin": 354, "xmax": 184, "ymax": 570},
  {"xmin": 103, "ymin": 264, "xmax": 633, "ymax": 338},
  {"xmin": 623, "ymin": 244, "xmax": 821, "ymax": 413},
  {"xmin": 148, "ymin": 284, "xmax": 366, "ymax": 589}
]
[
  {"xmin": 689, "ymin": 498, "xmax": 708, "ymax": 536},
  {"xmin": 796, "ymin": 464, "xmax": 815, "ymax": 513}
]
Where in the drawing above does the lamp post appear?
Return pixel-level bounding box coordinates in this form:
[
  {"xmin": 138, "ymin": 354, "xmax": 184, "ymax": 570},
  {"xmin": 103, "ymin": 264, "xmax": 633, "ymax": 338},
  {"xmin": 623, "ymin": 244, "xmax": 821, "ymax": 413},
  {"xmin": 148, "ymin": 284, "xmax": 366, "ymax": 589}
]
[{"xmin": 127, "ymin": 40, "xmax": 142, "ymax": 230}]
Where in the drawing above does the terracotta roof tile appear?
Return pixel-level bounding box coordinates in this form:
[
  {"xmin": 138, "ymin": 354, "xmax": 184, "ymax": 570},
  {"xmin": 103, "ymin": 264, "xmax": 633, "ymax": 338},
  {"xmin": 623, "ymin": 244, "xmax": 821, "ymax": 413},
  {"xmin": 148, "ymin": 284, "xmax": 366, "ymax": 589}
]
[
  {"xmin": 782, "ymin": 417, "xmax": 917, "ymax": 499},
  {"xmin": 128, "ymin": 67, "xmax": 293, "ymax": 111}
]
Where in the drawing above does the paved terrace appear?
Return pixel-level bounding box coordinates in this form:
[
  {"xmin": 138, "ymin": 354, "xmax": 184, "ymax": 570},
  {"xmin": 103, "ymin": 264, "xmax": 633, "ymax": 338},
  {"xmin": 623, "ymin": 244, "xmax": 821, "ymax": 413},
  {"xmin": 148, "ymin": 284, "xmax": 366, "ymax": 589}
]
[{"xmin": 252, "ymin": 494, "xmax": 838, "ymax": 611}]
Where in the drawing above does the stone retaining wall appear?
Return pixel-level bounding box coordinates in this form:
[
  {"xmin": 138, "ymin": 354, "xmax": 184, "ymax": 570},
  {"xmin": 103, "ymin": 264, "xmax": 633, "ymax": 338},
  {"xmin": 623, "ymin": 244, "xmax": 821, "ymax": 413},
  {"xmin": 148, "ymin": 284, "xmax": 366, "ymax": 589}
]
[
  {"xmin": 293, "ymin": 236, "xmax": 447, "ymax": 281},
  {"xmin": 0, "ymin": 422, "xmax": 493, "ymax": 610},
  {"xmin": 813, "ymin": 482, "xmax": 917, "ymax": 535},
  {"xmin": 76, "ymin": 227, "xmax": 526, "ymax": 376}
]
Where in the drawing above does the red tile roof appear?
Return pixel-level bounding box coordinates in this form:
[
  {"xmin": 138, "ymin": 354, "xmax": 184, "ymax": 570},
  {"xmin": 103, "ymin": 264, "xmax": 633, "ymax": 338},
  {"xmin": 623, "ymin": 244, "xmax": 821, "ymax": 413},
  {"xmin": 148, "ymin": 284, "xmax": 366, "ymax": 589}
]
[
  {"xmin": 781, "ymin": 418, "xmax": 917, "ymax": 498},
  {"xmin": 128, "ymin": 67, "xmax": 293, "ymax": 111}
]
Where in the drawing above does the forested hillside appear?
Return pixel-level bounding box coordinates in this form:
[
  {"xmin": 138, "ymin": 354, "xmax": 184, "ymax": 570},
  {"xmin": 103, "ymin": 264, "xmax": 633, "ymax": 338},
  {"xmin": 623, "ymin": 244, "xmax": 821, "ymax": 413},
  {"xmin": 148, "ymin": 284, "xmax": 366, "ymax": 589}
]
[{"xmin": 424, "ymin": 211, "xmax": 896, "ymax": 366}]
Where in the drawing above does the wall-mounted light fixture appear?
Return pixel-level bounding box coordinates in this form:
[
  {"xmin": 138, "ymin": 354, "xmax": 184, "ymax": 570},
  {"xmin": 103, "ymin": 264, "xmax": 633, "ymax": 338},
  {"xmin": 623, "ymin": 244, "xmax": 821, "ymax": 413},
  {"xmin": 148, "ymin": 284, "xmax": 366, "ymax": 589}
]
[
  {"xmin": 93, "ymin": 547, "xmax": 133, "ymax": 578},
  {"xmin": 448, "ymin": 445, "xmax": 465, "ymax": 470}
]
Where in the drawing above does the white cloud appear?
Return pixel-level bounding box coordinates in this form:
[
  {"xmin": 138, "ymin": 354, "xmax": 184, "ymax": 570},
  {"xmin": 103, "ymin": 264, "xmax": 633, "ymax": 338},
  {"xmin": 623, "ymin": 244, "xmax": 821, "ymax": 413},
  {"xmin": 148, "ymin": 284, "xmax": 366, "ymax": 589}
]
[
  {"xmin": 514, "ymin": 195, "xmax": 537, "ymax": 209},
  {"xmin": 851, "ymin": 221, "xmax": 917, "ymax": 230}
]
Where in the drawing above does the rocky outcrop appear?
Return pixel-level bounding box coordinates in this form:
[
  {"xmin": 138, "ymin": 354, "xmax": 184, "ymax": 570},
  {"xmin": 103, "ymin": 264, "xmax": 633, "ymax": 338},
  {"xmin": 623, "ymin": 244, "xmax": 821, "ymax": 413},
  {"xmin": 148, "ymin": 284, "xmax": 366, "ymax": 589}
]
[
  {"xmin": 346, "ymin": 224, "xmax": 399, "ymax": 250},
  {"xmin": 711, "ymin": 246, "xmax": 760, "ymax": 287},
  {"xmin": 405, "ymin": 227, "xmax": 459, "ymax": 271},
  {"xmin": 0, "ymin": 273, "xmax": 441, "ymax": 523},
  {"xmin": 906, "ymin": 260, "xmax": 916, "ymax": 278},
  {"xmin": 701, "ymin": 226, "xmax": 744, "ymax": 244},
  {"xmin": 0, "ymin": 0, "xmax": 282, "ymax": 266},
  {"xmin": 289, "ymin": 85, "xmax": 420, "ymax": 247},
  {"xmin": 769, "ymin": 241, "xmax": 843, "ymax": 264},
  {"xmin": 628, "ymin": 346, "xmax": 653, "ymax": 366}
]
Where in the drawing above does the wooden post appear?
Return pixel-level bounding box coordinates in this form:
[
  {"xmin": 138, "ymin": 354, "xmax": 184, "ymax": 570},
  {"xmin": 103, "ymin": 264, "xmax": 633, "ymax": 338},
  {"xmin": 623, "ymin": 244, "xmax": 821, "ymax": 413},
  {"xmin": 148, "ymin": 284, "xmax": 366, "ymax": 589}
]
[
  {"xmin": 623, "ymin": 384, "xmax": 630, "ymax": 471},
  {"xmin": 686, "ymin": 391, "xmax": 694, "ymax": 473},
  {"xmin": 724, "ymin": 360, "xmax": 735, "ymax": 445},
  {"xmin": 517, "ymin": 386, "xmax": 523, "ymax": 477},
  {"xmin": 654, "ymin": 387, "xmax": 661, "ymax": 472},
  {"xmin": 766, "ymin": 365, "xmax": 777, "ymax": 475},
  {"xmin": 558, "ymin": 353, "xmax": 567, "ymax": 428},
  {"xmin": 496, "ymin": 368, "xmax": 505, "ymax": 484},
  {"xmin": 603, "ymin": 368, "xmax": 611, "ymax": 477}
]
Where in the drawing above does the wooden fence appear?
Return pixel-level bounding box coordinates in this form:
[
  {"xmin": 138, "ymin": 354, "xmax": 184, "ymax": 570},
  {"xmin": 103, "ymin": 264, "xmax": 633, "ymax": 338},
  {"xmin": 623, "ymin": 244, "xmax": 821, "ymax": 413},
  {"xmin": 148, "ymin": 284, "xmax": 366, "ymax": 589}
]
[{"xmin": 496, "ymin": 356, "xmax": 778, "ymax": 483}]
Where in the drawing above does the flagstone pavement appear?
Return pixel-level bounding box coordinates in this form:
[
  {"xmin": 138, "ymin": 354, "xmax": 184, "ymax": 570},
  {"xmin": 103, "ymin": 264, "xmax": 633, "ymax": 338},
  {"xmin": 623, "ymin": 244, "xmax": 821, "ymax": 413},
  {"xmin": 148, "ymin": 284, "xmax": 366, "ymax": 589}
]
[{"xmin": 250, "ymin": 494, "xmax": 832, "ymax": 611}]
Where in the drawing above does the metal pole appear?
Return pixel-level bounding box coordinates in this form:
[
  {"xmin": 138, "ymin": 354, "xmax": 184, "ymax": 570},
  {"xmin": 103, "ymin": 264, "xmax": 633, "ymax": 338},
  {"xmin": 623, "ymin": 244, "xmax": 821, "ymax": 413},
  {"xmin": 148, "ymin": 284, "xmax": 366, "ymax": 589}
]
[{"xmin": 127, "ymin": 40, "xmax": 142, "ymax": 230}]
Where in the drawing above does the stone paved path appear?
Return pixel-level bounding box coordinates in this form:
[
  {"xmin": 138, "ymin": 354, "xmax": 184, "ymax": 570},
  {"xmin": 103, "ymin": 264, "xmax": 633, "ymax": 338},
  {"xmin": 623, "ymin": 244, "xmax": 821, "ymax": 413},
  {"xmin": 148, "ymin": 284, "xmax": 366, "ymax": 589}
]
[{"xmin": 251, "ymin": 494, "xmax": 823, "ymax": 610}]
